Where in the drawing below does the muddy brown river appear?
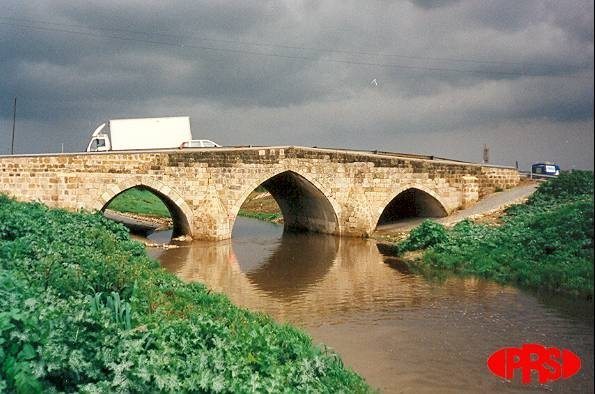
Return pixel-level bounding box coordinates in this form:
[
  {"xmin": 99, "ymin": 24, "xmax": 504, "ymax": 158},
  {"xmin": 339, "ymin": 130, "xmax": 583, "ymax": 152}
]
[{"xmin": 146, "ymin": 217, "xmax": 594, "ymax": 393}]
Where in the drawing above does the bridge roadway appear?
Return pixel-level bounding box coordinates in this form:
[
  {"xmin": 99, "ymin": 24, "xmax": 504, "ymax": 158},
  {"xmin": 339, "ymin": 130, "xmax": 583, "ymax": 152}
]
[{"xmin": 0, "ymin": 146, "xmax": 520, "ymax": 240}]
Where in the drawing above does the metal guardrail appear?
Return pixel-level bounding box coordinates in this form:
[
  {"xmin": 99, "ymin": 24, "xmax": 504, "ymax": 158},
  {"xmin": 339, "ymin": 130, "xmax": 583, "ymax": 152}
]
[
  {"xmin": 531, "ymin": 173, "xmax": 559, "ymax": 180},
  {"xmin": 519, "ymin": 170, "xmax": 559, "ymax": 180}
]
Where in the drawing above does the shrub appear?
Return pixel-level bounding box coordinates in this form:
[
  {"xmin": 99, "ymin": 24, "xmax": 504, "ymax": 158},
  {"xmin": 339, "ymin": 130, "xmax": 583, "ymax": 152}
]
[
  {"xmin": 529, "ymin": 170, "xmax": 593, "ymax": 204},
  {"xmin": 397, "ymin": 172, "xmax": 594, "ymax": 298},
  {"xmin": 398, "ymin": 220, "xmax": 448, "ymax": 252}
]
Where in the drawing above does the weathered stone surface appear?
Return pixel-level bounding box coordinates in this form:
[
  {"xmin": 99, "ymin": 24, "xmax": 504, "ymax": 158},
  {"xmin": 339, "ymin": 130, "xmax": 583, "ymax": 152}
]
[{"xmin": 0, "ymin": 146, "xmax": 519, "ymax": 239}]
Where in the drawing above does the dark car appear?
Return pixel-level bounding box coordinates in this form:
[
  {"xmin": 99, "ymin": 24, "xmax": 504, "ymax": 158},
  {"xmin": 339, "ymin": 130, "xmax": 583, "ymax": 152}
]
[{"xmin": 531, "ymin": 162, "xmax": 560, "ymax": 176}]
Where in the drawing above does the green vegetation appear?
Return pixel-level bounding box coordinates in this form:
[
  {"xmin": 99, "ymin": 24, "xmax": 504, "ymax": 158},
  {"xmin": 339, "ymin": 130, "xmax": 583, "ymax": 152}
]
[
  {"xmin": 397, "ymin": 171, "xmax": 594, "ymax": 298},
  {"xmin": 238, "ymin": 210, "xmax": 283, "ymax": 223},
  {"xmin": 0, "ymin": 196, "xmax": 369, "ymax": 392},
  {"xmin": 107, "ymin": 187, "xmax": 171, "ymax": 218},
  {"xmin": 237, "ymin": 191, "xmax": 283, "ymax": 224}
]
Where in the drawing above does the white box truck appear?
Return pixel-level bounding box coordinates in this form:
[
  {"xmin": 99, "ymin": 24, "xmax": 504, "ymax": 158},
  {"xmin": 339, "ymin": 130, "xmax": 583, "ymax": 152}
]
[{"xmin": 86, "ymin": 116, "xmax": 193, "ymax": 152}]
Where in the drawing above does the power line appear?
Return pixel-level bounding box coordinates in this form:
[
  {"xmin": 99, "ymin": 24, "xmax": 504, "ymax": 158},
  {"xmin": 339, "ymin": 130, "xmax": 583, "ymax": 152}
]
[
  {"xmin": 0, "ymin": 20, "xmax": 588, "ymax": 79},
  {"xmin": 0, "ymin": 15, "xmax": 570, "ymax": 69}
]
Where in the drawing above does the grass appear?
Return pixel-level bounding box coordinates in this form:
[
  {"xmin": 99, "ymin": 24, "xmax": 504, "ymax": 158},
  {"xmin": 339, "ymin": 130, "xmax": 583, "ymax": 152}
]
[
  {"xmin": 237, "ymin": 190, "xmax": 283, "ymax": 224},
  {"xmin": 238, "ymin": 210, "xmax": 283, "ymax": 223},
  {"xmin": 107, "ymin": 187, "xmax": 171, "ymax": 218},
  {"xmin": 396, "ymin": 171, "xmax": 594, "ymax": 298},
  {"xmin": 0, "ymin": 195, "xmax": 370, "ymax": 392}
]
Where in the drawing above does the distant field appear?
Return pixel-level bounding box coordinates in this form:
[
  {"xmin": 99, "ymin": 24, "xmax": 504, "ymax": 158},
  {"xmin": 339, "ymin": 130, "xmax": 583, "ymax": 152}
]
[
  {"xmin": 238, "ymin": 191, "xmax": 283, "ymax": 223},
  {"xmin": 107, "ymin": 187, "xmax": 171, "ymax": 218}
]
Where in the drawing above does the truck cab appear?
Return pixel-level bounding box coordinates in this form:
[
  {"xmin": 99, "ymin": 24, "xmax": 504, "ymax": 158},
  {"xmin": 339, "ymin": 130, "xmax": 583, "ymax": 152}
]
[{"xmin": 86, "ymin": 123, "xmax": 111, "ymax": 152}]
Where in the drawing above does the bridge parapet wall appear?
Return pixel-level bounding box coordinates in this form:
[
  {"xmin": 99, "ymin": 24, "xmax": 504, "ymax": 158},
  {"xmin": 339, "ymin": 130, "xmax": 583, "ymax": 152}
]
[{"xmin": 478, "ymin": 167, "xmax": 522, "ymax": 196}]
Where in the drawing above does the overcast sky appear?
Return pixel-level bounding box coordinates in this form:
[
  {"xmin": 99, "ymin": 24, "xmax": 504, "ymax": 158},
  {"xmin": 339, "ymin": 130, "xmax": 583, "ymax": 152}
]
[{"xmin": 0, "ymin": 0, "xmax": 593, "ymax": 169}]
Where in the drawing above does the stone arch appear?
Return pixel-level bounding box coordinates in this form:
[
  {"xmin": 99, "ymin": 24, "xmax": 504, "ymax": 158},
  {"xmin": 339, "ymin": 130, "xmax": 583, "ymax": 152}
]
[
  {"xmin": 231, "ymin": 169, "xmax": 342, "ymax": 236},
  {"xmin": 94, "ymin": 179, "xmax": 193, "ymax": 237},
  {"xmin": 373, "ymin": 185, "xmax": 448, "ymax": 228}
]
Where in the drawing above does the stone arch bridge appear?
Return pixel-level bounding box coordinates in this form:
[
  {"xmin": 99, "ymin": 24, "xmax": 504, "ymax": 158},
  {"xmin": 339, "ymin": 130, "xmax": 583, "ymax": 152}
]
[{"xmin": 0, "ymin": 146, "xmax": 519, "ymax": 240}]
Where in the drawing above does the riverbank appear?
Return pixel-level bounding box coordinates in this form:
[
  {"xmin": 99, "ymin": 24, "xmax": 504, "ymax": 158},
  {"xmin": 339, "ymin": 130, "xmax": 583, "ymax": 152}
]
[
  {"xmin": 237, "ymin": 191, "xmax": 283, "ymax": 224},
  {"xmin": 0, "ymin": 195, "xmax": 369, "ymax": 392},
  {"xmin": 395, "ymin": 171, "xmax": 594, "ymax": 298},
  {"xmin": 374, "ymin": 181, "xmax": 538, "ymax": 242},
  {"xmin": 104, "ymin": 209, "xmax": 172, "ymax": 234}
]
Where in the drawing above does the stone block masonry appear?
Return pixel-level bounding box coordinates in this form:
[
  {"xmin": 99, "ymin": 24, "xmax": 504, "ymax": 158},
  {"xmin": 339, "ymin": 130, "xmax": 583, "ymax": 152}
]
[{"xmin": 0, "ymin": 146, "xmax": 520, "ymax": 240}]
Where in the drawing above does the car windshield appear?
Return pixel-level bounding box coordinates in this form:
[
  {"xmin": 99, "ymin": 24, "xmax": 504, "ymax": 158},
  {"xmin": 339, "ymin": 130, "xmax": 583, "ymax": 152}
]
[
  {"xmin": 183, "ymin": 140, "xmax": 218, "ymax": 148},
  {"xmin": 90, "ymin": 138, "xmax": 105, "ymax": 150}
]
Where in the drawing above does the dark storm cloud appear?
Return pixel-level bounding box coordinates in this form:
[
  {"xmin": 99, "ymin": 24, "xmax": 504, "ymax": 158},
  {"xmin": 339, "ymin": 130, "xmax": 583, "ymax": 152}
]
[{"xmin": 0, "ymin": 0, "xmax": 593, "ymax": 169}]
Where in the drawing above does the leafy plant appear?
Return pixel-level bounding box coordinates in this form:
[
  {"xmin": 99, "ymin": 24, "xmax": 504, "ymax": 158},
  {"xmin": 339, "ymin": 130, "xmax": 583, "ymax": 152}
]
[
  {"xmin": 529, "ymin": 170, "xmax": 593, "ymax": 203},
  {"xmin": 0, "ymin": 195, "xmax": 370, "ymax": 392},
  {"xmin": 398, "ymin": 220, "xmax": 448, "ymax": 252}
]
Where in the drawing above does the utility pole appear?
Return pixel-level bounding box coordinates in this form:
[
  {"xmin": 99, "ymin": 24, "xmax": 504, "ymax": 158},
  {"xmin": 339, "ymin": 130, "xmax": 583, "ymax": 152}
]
[
  {"xmin": 483, "ymin": 144, "xmax": 489, "ymax": 164},
  {"xmin": 10, "ymin": 97, "xmax": 17, "ymax": 155}
]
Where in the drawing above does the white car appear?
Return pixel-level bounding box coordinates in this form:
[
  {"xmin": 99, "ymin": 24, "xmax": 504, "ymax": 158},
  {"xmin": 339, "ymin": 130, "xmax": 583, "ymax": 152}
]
[{"xmin": 179, "ymin": 140, "xmax": 221, "ymax": 148}]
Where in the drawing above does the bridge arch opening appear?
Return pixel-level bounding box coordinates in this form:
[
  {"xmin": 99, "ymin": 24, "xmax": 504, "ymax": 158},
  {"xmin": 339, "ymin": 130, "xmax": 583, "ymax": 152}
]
[
  {"xmin": 234, "ymin": 171, "xmax": 339, "ymax": 235},
  {"xmin": 101, "ymin": 185, "xmax": 191, "ymax": 239},
  {"xmin": 376, "ymin": 188, "xmax": 448, "ymax": 229}
]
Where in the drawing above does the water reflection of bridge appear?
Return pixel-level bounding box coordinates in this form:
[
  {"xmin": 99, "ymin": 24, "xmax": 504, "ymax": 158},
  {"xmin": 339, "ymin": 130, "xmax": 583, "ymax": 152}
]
[{"xmin": 154, "ymin": 230, "xmax": 515, "ymax": 325}]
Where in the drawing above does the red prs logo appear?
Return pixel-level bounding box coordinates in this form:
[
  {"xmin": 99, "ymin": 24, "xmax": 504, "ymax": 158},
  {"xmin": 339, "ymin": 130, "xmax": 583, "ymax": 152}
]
[{"xmin": 487, "ymin": 344, "xmax": 581, "ymax": 384}]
